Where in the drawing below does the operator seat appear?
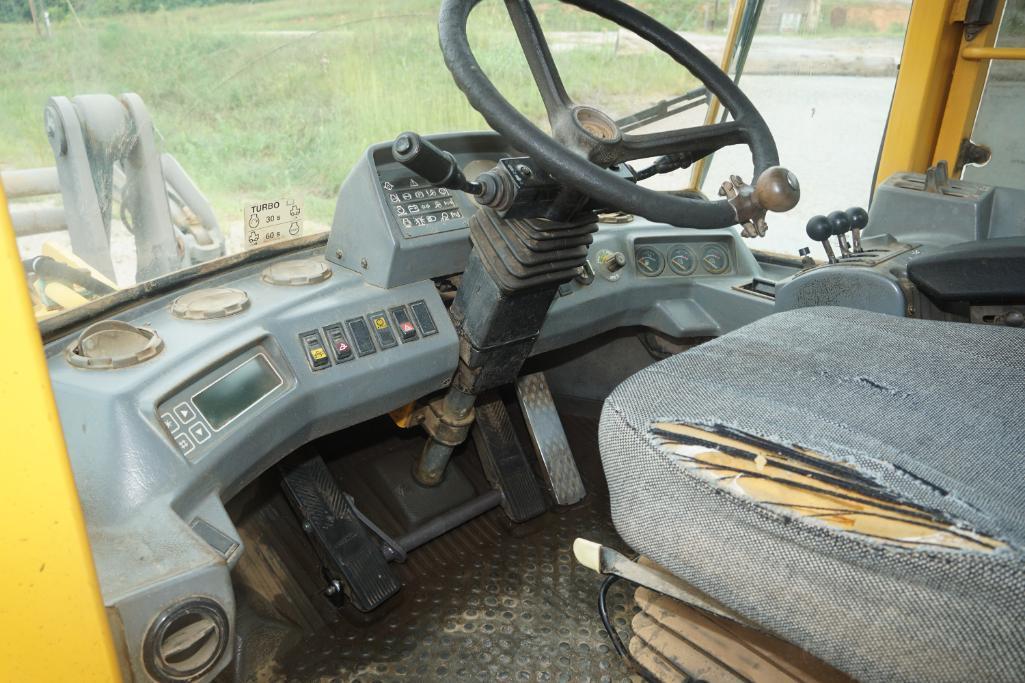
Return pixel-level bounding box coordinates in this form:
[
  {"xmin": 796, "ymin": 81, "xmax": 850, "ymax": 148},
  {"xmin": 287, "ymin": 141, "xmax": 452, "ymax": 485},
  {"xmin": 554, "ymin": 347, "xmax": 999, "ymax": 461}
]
[{"xmin": 599, "ymin": 306, "xmax": 1025, "ymax": 683}]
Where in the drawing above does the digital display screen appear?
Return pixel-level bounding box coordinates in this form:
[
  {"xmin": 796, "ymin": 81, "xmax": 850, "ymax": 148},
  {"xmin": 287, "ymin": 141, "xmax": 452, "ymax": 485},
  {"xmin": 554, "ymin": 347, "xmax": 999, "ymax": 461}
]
[{"xmin": 193, "ymin": 354, "xmax": 281, "ymax": 431}]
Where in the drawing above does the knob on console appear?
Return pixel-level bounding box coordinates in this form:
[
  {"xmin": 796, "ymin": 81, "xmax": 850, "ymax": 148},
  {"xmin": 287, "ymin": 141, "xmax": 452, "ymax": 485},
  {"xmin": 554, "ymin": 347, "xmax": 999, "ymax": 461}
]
[
  {"xmin": 845, "ymin": 206, "xmax": 868, "ymax": 230},
  {"xmin": 827, "ymin": 210, "xmax": 852, "ymax": 257},
  {"xmin": 806, "ymin": 215, "xmax": 837, "ymax": 264},
  {"xmin": 846, "ymin": 206, "xmax": 868, "ymax": 253}
]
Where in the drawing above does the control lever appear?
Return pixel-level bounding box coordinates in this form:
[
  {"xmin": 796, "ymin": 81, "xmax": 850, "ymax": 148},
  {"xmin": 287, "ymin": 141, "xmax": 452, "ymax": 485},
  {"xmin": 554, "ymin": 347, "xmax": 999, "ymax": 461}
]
[
  {"xmin": 827, "ymin": 210, "xmax": 852, "ymax": 258},
  {"xmin": 392, "ymin": 131, "xmax": 483, "ymax": 196},
  {"xmin": 806, "ymin": 215, "xmax": 837, "ymax": 264},
  {"xmin": 846, "ymin": 206, "xmax": 868, "ymax": 253}
]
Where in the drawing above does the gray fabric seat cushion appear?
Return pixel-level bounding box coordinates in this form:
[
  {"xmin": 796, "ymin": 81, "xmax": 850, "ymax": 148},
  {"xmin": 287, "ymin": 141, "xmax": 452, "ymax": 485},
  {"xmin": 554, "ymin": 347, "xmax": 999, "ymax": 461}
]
[{"xmin": 599, "ymin": 306, "xmax": 1025, "ymax": 683}]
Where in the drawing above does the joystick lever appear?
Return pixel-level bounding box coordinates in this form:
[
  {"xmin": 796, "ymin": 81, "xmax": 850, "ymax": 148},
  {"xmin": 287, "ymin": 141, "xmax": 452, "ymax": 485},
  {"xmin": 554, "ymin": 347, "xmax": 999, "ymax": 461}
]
[
  {"xmin": 827, "ymin": 210, "xmax": 852, "ymax": 258},
  {"xmin": 846, "ymin": 206, "xmax": 868, "ymax": 253},
  {"xmin": 805, "ymin": 215, "xmax": 837, "ymax": 264},
  {"xmin": 392, "ymin": 131, "xmax": 483, "ymax": 195}
]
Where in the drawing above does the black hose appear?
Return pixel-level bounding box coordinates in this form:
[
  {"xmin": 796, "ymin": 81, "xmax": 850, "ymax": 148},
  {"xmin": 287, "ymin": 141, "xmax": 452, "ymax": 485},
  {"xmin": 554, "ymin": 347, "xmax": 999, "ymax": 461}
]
[
  {"xmin": 598, "ymin": 574, "xmax": 660, "ymax": 682},
  {"xmin": 27, "ymin": 256, "xmax": 116, "ymax": 295}
]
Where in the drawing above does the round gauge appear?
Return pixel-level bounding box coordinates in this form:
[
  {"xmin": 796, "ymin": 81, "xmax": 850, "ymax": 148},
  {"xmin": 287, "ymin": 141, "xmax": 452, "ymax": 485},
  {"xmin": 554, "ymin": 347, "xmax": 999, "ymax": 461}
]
[
  {"xmin": 668, "ymin": 245, "xmax": 697, "ymax": 276},
  {"xmin": 634, "ymin": 246, "xmax": 665, "ymax": 277},
  {"xmin": 700, "ymin": 244, "xmax": 731, "ymax": 275}
]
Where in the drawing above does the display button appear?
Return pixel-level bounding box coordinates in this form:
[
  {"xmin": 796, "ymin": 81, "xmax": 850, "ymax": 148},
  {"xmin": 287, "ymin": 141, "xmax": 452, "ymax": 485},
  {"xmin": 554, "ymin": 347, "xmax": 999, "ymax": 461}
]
[
  {"xmin": 390, "ymin": 306, "xmax": 418, "ymax": 342},
  {"xmin": 160, "ymin": 412, "xmax": 179, "ymax": 434},
  {"xmin": 409, "ymin": 300, "xmax": 438, "ymax": 336},
  {"xmin": 174, "ymin": 432, "xmax": 195, "ymax": 455},
  {"xmin": 299, "ymin": 330, "xmax": 331, "ymax": 371},
  {"xmin": 368, "ymin": 311, "xmax": 398, "ymax": 349},
  {"xmin": 346, "ymin": 318, "xmax": 377, "ymax": 356},
  {"xmin": 323, "ymin": 323, "xmax": 353, "ymax": 362},
  {"xmin": 189, "ymin": 421, "xmax": 212, "ymax": 444},
  {"xmin": 174, "ymin": 402, "xmax": 197, "ymax": 424}
]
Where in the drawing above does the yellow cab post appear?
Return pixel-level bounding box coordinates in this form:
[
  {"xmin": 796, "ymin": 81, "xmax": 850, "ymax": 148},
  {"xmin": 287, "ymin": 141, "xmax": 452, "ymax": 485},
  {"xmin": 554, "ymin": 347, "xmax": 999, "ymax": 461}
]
[
  {"xmin": 876, "ymin": 0, "xmax": 1025, "ymax": 185},
  {"xmin": 0, "ymin": 184, "xmax": 121, "ymax": 679}
]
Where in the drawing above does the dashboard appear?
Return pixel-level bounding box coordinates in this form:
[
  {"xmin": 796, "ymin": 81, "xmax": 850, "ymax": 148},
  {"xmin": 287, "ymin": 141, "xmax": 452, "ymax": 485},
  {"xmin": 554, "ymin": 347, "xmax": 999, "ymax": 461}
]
[{"xmin": 44, "ymin": 131, "xmax": 786, "ymax": 681}]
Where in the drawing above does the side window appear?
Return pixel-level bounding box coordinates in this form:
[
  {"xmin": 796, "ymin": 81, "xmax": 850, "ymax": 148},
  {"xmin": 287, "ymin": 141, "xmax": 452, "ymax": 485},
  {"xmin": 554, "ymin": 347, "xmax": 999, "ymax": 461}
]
[
  {"xmin": 962, "ymin": 0, "xmax": 1025, "ymax": 189},
  {"xmin": 686, "ymin": 1, "xmax": 912, "ymax": 256}
]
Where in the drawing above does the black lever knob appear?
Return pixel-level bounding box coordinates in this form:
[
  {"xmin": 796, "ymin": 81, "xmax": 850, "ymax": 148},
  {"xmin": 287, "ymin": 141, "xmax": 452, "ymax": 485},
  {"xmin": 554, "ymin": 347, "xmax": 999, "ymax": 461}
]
[
  {"xmin": 805, "ymin": 215, "xmax": 837, "ymax": 264},
  {"xmin": 845, "ymin": 206, "xmax": 868, "ymax": 230},
  {"xmin": 391, "ymin": 131, "xmax": 481, "ymax": 194},
  {"xmin": 846, "ymin": 206, "xmax": 868, "ymax": 253},
  {"xmin": 827, "ymin": 210, "xmax": 852, "ymax": 257}
]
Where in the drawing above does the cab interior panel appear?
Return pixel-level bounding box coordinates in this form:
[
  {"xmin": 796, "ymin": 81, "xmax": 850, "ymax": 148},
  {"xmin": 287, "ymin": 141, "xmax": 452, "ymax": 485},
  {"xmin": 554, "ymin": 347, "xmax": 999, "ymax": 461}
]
[{"xmin": 4, "ymin": 1, "xmax": 1025, "ymax": 682}]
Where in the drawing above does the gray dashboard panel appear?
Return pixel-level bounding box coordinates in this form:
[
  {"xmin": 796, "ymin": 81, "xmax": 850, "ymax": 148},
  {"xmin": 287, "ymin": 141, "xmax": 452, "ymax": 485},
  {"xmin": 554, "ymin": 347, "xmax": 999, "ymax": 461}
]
[
  {"xmin": 46, "ymin": 248, "xmax": 458, "ymax": 680},
  {"xmin": 539, "ymin": 222, "xmax": 775, "ymax": 352}
]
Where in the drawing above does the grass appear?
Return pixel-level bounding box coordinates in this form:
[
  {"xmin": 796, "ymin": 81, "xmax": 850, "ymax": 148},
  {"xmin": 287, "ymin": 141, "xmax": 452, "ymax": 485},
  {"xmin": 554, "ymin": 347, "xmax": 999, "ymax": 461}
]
[{"xmin": 0, "ymin": 0, "xmax": 699, "ymax": 224}]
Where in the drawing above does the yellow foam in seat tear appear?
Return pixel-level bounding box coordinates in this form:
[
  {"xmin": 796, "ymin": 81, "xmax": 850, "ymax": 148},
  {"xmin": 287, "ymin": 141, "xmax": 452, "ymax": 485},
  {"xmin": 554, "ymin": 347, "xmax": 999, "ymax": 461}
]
[{"xmin": 652, "ymin": 422, "xmax": 1004, "ymax": 553}]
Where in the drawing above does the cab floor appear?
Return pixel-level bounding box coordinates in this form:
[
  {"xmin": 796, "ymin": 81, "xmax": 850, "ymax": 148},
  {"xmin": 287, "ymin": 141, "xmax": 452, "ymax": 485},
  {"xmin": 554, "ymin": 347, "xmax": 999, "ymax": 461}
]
[{"xmin": 230, "ymin": 410, "xmax": 638, "ymax": 682}]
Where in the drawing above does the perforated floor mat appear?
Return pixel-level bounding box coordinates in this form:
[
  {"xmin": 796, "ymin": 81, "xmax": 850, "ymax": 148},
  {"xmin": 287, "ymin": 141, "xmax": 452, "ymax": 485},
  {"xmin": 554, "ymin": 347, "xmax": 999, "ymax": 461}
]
[{"xmin": 270, "ymin": 415, "xmax": 638, "ymax": 682}]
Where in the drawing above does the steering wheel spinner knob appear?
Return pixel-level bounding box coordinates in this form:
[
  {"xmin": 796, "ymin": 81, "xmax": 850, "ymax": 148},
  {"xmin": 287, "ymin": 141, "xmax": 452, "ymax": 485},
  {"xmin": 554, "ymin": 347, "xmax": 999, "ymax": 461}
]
[{"xmin": 719, "ymin": 166, "xmax": 799, "ymax": 238}]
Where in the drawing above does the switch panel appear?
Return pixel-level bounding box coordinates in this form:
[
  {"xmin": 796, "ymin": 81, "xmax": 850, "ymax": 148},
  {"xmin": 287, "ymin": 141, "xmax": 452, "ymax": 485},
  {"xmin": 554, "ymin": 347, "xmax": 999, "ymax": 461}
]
[
  {"xmin": 389, "ymin": 305, "xmax": 418, "ymax": 342},
  {"xmin": 323, "ymin": 323, "xmax": 353, "ymax": 363},
  {"xmin": 409, "ymin": 299, "xmax": 438, "ymax": 336},
  {"xmin": 346, "ymin": 317, "xmax": 377, "ymax": 356},
  {"xmin": 299, "ymin": 330, "xmax": 332, "ymax": 371},
  {"xmin": 368, "ymin": 310, "xmax": 398, "ymax": 349}
]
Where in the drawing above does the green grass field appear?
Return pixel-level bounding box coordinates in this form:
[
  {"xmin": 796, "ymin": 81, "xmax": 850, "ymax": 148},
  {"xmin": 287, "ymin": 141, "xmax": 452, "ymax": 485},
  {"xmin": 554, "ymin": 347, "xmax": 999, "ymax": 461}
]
[{"xmin": 0, "ymin": 0, "xmax": 700, "ymax": 224}]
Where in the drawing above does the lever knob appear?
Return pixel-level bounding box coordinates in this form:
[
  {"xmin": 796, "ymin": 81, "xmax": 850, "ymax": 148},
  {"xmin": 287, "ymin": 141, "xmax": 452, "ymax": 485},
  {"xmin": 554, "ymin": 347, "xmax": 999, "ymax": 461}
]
[
  {"xmin": 827, "ymin": 210, "xmax": 851, "ymax": 235},
  {"xmin": 754, "ymin": 166, "xmax": 800, "ymax": 213},
  {"xmin": 806, "ymin": 215, "xmax": 837, "ymax": 264},
  {"xmin": 805, "ymin": 215, "xmax": 832, "ymax": 242},
  {"xmin": 846, "ymin": 206, "xmax": 869, "ymax": 230},
  {"xmin": 392, "ymin": 131, "xmax": 475, "ymax": 193}
]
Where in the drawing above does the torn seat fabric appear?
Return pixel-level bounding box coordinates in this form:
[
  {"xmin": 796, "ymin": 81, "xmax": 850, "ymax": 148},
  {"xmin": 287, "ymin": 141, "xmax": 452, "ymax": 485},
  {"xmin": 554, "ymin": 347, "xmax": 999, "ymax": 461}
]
[{"xmin": 599, "ymin": 306, "xmax": 1025, "ymax": 682}]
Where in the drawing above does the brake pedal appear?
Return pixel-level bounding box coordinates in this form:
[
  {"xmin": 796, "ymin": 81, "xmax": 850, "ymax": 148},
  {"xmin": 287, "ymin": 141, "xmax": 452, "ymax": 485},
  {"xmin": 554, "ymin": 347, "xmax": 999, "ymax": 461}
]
[
  {"xmin": 279, "ymin": 455, "xmax": 400, "ymax": 612},
  {"xmin": 515, "ymin": 372, "xmax": 586, "ymax": 506},
  {"xmin": 472, "ymin": 394, "xmax": 548, "ymax": 522}
]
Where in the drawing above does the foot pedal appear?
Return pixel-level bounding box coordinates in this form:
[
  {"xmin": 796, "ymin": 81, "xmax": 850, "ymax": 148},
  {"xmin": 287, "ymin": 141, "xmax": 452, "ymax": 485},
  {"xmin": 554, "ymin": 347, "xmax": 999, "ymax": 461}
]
[
  {"xmin": 472, "ymin": 394, "xmax": 548, "ymax": 522},
  {"xmin": 279, "ymin": 455, "xmax": 400, "ymax": 612},
  {"xmin": 515, "ymin": 372, "xmax": 586, "ymax": 506}
]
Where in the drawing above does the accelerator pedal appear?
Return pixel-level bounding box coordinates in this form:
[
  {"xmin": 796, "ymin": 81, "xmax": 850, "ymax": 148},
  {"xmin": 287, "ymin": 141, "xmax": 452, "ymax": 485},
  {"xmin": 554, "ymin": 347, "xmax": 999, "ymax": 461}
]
[
  {"xmin": 515, "ymin": 372, "xmax": 586, "ymax": 506},
  {"xmin": 279, "ymin": 455, "xmax": 400, "ymax": 612},
  {"xmin": 472, "ymin": 394, "xmax": 548, "ymax": 522}
]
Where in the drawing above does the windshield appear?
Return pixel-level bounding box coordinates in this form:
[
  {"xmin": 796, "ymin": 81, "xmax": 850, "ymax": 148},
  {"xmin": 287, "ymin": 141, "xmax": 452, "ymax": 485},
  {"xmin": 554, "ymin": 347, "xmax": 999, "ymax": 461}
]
[{"xmin": 2, "ymin": 0, "xmax": 909, "ymax": 322}]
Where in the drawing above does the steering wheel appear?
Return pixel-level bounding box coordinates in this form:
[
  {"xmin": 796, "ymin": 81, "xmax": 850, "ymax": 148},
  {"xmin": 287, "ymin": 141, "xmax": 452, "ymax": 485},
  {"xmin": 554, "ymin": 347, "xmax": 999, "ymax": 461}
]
[{"xmin": 438, "ymin": 0, "xmax": 799, "ymax": 231}]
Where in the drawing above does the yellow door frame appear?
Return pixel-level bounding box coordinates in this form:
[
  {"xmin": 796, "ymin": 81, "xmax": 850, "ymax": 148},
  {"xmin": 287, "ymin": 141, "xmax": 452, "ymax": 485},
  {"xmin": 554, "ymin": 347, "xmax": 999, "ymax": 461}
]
[
  {"xmin": 0, "ymin": 185, "xmax": 121, "ymax": 679},
  {"xmin": 875, "ymin": 0, "xmax": 1024, "ymax": 186}
]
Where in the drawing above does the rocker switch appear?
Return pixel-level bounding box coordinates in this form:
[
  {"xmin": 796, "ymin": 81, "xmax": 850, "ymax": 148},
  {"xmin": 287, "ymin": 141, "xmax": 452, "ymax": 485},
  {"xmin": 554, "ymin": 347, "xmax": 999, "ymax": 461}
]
[
  {"xmin": 323, "ymin": 323, "xmax": 353, "ymax": 362},
  {"xmin": 390, "ymin": 306, "xmax": 418, "ymax": 342},
  {"xmin": 299, "ymin": 330, "xmax": 331, "ymax": 371}
]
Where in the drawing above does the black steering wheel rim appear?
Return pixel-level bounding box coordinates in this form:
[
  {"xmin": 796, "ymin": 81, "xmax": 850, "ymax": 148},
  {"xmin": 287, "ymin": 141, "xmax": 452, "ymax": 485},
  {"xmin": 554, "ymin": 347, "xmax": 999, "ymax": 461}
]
[{"xmin": 438, "ymin": 0, "xmax": 780, "ymax": 229}]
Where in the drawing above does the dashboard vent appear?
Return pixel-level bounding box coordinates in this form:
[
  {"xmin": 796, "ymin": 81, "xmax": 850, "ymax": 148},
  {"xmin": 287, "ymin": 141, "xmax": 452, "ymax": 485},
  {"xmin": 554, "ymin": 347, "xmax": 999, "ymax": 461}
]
[
  {"xmin": 65, "ymin": 320, "xmax": 163, "ymax": 369},
  {"xmin": 261, "ymin": 257, "xmax": 332, "ymax": 286},
  {"xmin": 171, "ymin": 287, "xmax": 250, "ymax": 320}
]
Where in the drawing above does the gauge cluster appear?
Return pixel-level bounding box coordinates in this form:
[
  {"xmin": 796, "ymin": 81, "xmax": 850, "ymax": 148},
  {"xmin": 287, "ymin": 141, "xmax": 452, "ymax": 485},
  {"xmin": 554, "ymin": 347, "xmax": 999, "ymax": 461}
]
[{"xmin": 633, "ymin": 241, "xmax": 734, "ymax": 278}]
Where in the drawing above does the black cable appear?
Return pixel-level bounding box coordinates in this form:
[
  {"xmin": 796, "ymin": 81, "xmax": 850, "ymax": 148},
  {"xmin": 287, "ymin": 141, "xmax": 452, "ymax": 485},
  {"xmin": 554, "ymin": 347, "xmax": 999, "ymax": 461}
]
[
  {"xmin": 598, "ymin": 574, "xmax": 660, "ymax": 683},
  {"xmin": 599, "ymin": 574, "xmax": 628, "ymax": 657}
]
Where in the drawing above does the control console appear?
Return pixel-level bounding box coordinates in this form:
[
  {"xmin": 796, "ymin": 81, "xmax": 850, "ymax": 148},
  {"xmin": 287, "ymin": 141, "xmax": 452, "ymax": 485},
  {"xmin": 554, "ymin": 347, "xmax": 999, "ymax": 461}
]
[{"xmin": 326, "ymin": 131, "xmax": 515, "ymax": 289}]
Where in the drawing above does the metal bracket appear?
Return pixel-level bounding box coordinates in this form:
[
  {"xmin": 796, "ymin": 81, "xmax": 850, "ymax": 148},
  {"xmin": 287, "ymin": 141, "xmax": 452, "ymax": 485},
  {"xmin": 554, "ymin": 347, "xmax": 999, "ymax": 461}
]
[
  {"xmin": 719, "ymin": 175, "xmax": 767, "ymax": 238},
  {"xmin": 963, "ymin": 0, "xmax": 998, "ymax": 41}
]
